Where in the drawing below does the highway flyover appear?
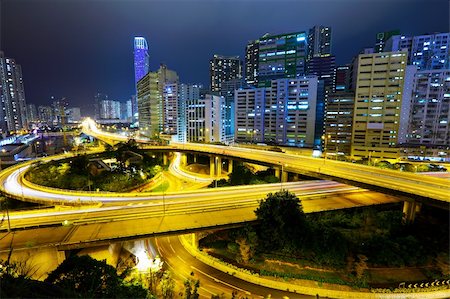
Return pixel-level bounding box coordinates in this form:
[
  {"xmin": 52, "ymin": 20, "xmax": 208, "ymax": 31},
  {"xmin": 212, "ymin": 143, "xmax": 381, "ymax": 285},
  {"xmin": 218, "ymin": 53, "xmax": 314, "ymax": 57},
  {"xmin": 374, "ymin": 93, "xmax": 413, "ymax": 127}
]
[{"xmin": 82, "ymin": 118, "xmax": 450, "ymax": 204}]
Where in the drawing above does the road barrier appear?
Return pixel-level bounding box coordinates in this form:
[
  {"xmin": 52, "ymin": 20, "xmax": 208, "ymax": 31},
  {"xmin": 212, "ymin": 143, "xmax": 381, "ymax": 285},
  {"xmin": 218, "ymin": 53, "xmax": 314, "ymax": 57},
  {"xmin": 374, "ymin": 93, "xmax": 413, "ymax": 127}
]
[{"xmin": 179, "ymin": 234, "xmax": 450, "ymax": 299}]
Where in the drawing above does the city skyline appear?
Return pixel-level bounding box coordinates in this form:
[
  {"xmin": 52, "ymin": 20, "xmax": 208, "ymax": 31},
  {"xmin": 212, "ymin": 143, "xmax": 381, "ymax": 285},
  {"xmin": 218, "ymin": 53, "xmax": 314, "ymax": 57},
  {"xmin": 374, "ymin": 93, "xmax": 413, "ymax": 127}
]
[{"xmin": 1, "ymin": 0, "xmax": 448, "ymax": 110}]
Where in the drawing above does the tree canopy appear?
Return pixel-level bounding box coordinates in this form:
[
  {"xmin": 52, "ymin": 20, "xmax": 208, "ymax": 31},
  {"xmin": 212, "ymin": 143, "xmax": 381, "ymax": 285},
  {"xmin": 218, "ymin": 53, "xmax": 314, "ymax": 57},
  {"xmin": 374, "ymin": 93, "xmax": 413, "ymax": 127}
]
[
  {"xmin": 254, "ymin": 190, "xmax": 306, "ymax": 251},
  {"xmin": 44, "ymin": 255, "xmax": 146, "ymax": 298}
]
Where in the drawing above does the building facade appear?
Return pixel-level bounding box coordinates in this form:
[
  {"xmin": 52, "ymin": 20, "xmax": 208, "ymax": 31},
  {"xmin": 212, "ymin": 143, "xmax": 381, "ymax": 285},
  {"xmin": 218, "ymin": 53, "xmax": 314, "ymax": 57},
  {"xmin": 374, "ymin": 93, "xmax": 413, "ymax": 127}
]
[
  {"xmin": 37, "ymin": 106, "xmax": 53, "ymax": 125},
  {"xmin": 0, "ymin": 51, "xmax": 28, "ymax": 133},
  {"xmin": 99, "ymin": 99, "xmax": 121, "ymax": 119},
  {"xmin": 177, "ymin": 84, "xmax": 202, "ymax": 143},
  {"xmin": 137, "ymin": 65, "xmax": 178, "ymax": 137},
  {"xmin": 324, "ymin": 91, "xmax": 355, "ymax": 155},
  {"xmin": 406, "ymin": 69, "xmax": 450, "ymax": 147},
  {"xmin": 307, "ymin": 25, "xmax": 332, "ymax": 60},
  {"xmin": 351, "ymin": 51, "xmax": 415, "ymax": 160},
  {"xmin": 334, "ymin": 65, "xmax": 351, "ymax": 91},
  {"xmin": 134, "ymin": 37, "xmax": 150, "ymax": 122},
  {"xmin": 186, "ymin": 94, "xmax": 232, "ymax": 144},
  {"xmin": 245, "ymin": 40, "xmax": 259, "ymax": 86},
  {"xmin": 235, "ymin": 78, "xmax": 318, "ymax": 147},
  {"xmin": 258, "ymin": 32, "xmax": 308, "ymax": 87},
  {"xmin": 374, "ymin": 30, "xmax": 400, "ymax": 53},
  {"xmin": 385, "ymin": 33, "xmax": 450, "ymax": 70},
  {"xmin": 67, "ymin": 107, "xmax": 81, "ymax": 123},
  {"xmin": 209, "ymin": 55, "xmax": 242, "ymax": 92},
  {"xmin": 27, "ymin": 104, "xmax": 38, "ymax": 123}
]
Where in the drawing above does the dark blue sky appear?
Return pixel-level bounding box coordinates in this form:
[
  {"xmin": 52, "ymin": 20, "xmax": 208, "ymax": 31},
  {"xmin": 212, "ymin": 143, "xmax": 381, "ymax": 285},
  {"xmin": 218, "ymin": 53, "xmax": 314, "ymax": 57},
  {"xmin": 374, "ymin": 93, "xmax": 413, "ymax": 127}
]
[{"xmin": 1, "ymin": 0, "xmax": 449, "ymax": 114}]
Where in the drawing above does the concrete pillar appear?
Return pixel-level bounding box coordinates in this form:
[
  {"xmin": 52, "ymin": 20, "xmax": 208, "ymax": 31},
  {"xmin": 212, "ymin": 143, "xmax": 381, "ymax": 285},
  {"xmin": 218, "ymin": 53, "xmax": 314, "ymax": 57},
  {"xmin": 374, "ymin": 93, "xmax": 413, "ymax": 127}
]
[
  {"xmin": 209, "ymin": 156, "xmax": 215, "ymax": 177},
  {"xmin": 193, "ymin": 154, "xmax": 197, "ymax": 163},
  {"xmin": 227, "ymin": 159, "xmax": 233, "ymax": 173},
  {"xmin": 281, "ymin": 171, "xmax": 288, "ymax": 183},
  {"xmin": 216, "ymin": 156, "xmax": 222, "ymax": 177},
  {"xmin": 274, "ymin": 168, "xmax": 281, "ymax": 179},
  {"xmin": 402, "ymin": 200, "xmax": 421, "ymax": 224},
  {"xmin": 56, "ymin": 250, "xmax": 66, "ymax": 265},
  {"xmin": 163, "ymin": 153, "xmax": 168, "ymax": 166},
  {"xmin": 292, "ymin": 173, "xmax": 299, "ymax": 181},
  {"xmin": 108, "ymin": 243, "xmax": 122, "ymax": 268},
  {"xmin": 181, "ymin": 153, "xmax": 187, "ymax": 166}
]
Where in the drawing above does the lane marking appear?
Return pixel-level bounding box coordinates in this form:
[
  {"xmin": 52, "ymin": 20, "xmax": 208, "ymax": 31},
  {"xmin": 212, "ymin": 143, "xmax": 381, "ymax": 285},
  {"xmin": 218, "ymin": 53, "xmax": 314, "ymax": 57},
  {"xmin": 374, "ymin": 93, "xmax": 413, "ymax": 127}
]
[
  {"xmin": 177, "ymin": 255, "xmax": 187, "ymax": 264},
  {"xmin": 191, "ymin": 266, "xmax": 251, "ymax": 295}
]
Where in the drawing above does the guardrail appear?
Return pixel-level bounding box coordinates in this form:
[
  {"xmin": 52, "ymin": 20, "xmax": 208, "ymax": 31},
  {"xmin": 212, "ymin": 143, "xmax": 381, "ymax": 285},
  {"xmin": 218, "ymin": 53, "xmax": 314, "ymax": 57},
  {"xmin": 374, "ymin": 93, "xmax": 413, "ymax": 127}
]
[{"xmin": 179, "ymin": 234, "xmax": 450, "ymax": 299}]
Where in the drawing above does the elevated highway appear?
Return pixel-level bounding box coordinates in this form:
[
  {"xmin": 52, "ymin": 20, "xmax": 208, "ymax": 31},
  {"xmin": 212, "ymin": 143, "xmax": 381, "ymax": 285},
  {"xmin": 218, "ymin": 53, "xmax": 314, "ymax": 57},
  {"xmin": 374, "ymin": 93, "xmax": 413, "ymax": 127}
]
[
  {"xmin": 1, "ymin": 181, "xmax": 400, "ymax": 251},
  {"xmin": 82, "ymin": 118, "xmax": 449, "ymax": 204}
]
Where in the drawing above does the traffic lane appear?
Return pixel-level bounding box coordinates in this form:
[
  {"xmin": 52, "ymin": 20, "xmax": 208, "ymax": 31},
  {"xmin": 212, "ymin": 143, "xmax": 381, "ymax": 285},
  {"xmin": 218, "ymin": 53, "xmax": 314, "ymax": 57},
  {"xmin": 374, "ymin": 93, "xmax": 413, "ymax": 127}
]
[{"xmin": 156, "ymin": 236, "xmax": 316, "ymax": 299}]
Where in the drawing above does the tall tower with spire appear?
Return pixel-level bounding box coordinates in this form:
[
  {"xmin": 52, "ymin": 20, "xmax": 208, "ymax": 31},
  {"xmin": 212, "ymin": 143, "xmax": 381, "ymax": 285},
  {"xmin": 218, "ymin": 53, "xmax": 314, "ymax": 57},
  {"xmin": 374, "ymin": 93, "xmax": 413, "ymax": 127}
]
[{"xmin": 133, "ymin": 37, "xmax": 150, "ymax": 123}]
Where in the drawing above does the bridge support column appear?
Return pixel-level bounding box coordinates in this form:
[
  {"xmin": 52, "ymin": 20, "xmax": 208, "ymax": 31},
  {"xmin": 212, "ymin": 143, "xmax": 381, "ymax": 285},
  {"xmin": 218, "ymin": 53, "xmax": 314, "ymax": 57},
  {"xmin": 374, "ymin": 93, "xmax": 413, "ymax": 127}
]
[
  {"xmin": 281, "ymin": 171, "xmax": 288, "ymax": 183},
  {"xmin": 56, "ymin": 250, "xmax": 66, "ymax": 265},
  {"xmin": 193, "ymin": 154, "xmax": 197, "ymax": 163},
  {"xmin": 180, "ymin": 153, "xmax": 187, "ymax": 166},
  {"xmin": 209, "ymin": 156, "xmax": 215, "ymax": 177},
  {"xmin": 274, "ymin": 168, "xmax": 280, "ymax": 179},
  {"xmin": 163, "ymin": 153, "xmax": 168, "ymax": 166},
  {"xmin": 292, "ymin": 173, "xmax": 299, "ymax": 181},
  {"xmin": 108, "ymin": 243, "xmax": 122, "ymax": 268},
  {"xmin": 227, "ymin": 159, "xmax": 233, "ymax": 173},
  {"xmin": 216, "ymin": 157, "xmax": 222, "ymax": 177},
  {"xmin": 209, "ymin": 156, "xmax": 222, "ymax": 177},
  {"xmin": 402, "ymin": 200, "xmax": 422, "ymax": 224}
]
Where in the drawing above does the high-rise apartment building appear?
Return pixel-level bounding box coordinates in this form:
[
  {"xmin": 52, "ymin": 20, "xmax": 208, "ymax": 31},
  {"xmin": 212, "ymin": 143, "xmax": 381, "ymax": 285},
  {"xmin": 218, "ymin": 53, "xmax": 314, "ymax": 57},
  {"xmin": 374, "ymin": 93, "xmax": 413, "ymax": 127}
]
[
  {"xmin": 99, "ymin": 99, "xmax": 121, "ymax": 119},
  {"xmin": 324, "ymin": 91, "xmax": 355, "ymax": 155},
  {"xmin": 67, "ymin": 107, "xmax": 81, "ymax": 123},
  {"xmin": 186, "ymin": 94, "xmax": 232, "ymax": 144},
  {"xmin": 52, "ymin": 97, "xmax": 69, "ymax": 126},
  {"xmin": 258, "ymin": 32, "xmax": 308, "ymax": 87},
  {"xmin": 209, "ymin": 55, "xmax": 242, "ymax": 92},
  {"xmin": 351, "ymin": 52, "xmax": 416, "ymax": 159},
  {"xmin": 120, "ymin": 100, "xmax": 133, "ymax": 121},
  {"xmin": 37, "ymin": 106, "xmax": 53, "ymax": 125},
  {"xmin": 307, "ymin": 25, "xmax": 332, "ymax": 61},
  {"xmin": 177, "ymin": 84, "xmax": 202, "ymax": 143},
  {"xmin": 385, "ymin": 33, "xmax": 450, "ymax": 70},
  {"xmin": 245, "ymin": 40, "xmax": 259, "ymax": 86},
  {"xmin": 137, "ymin": 65, "xmax": 178, "ymax": 137},
  {"xmin": 406, "ymin": 69, "xmax": 450, "ymax": 147},
  {"xmin": 374, "ymin": 30, "xmax": 400, "ymax": 53},
  {"xmin": 307, "ymin": 56, "xmax": 336, "ymax": 90},
  {"xmin": 27, "ymin": 104, "xmax": 37, "ymax": 123},
  {"xmin": 163, "ymin": 83, "xmax": 179, "ymax": 135},
  {"xmin": 0, "ymin": 51, "xmax": 28, "ymax": 133},
  {"xmin": 334, "ymin": 65, "xmax": 351, "ymax": 91},
  {"xmin": 235, "ymin": 78, "xmax": 318, "ymax": 147}
]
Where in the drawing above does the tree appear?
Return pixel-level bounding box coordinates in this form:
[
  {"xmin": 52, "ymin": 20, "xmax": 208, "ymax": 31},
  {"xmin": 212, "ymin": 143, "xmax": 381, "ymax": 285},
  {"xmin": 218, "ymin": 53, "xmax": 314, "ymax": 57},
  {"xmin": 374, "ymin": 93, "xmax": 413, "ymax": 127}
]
[
  {"xmin": 184, "ymin": 279, "xmax": 200, "ymax": 299},
  {"xmin": 160, "ymin": 271, "xmax": 175, "ymax": 299},
  {"xmin": 235, "ymin": 225, "xmax": 258, "ymax": 264},
  {"xmin": 354, "ymin": 254, "xmax": 368, "ymax": 279},
  {"xmin": 45, "ymin": 255, "xmax": 146, "ymax": 298},
  {"xmin": 70, "ymin": 154, "xmax": 89, "ymax": 175},
  {"xmin": 254, "ymin": 191, "xmax": 306, "ymax": 251}
]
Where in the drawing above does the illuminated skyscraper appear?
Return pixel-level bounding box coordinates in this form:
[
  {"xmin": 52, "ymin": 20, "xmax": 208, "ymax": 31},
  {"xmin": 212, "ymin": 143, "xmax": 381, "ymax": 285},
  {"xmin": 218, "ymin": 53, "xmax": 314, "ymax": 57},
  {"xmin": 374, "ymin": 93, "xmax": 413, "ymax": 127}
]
[
  {"xmin": 257, "ymin": 32, "xmax": 308, "ymax": 87},
  {"xmin": 307, "ymin": 25, "xmax": 332, "ymax": 60},
  {"xmin": 133, "ymin": 37, "xmax": 150, "ymax": 123},
  {"xmin": 0, "ymin": 51, "xmax": 28, "ymax": 133},
  {"xmin": 209, "ymin": 55, "xmax": 242, "ymax": 92},
  {"xmin": 134, "ymin": 37, "xmax": 150, "ymax": 83}
]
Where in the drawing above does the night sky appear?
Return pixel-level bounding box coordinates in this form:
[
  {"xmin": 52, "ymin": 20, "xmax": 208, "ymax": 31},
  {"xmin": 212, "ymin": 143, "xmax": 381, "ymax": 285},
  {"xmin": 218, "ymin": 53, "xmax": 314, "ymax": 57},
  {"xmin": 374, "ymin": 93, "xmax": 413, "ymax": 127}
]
[{"xmin": 1, "ymin": 0, "xmax": 448, "ymax": 115}]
